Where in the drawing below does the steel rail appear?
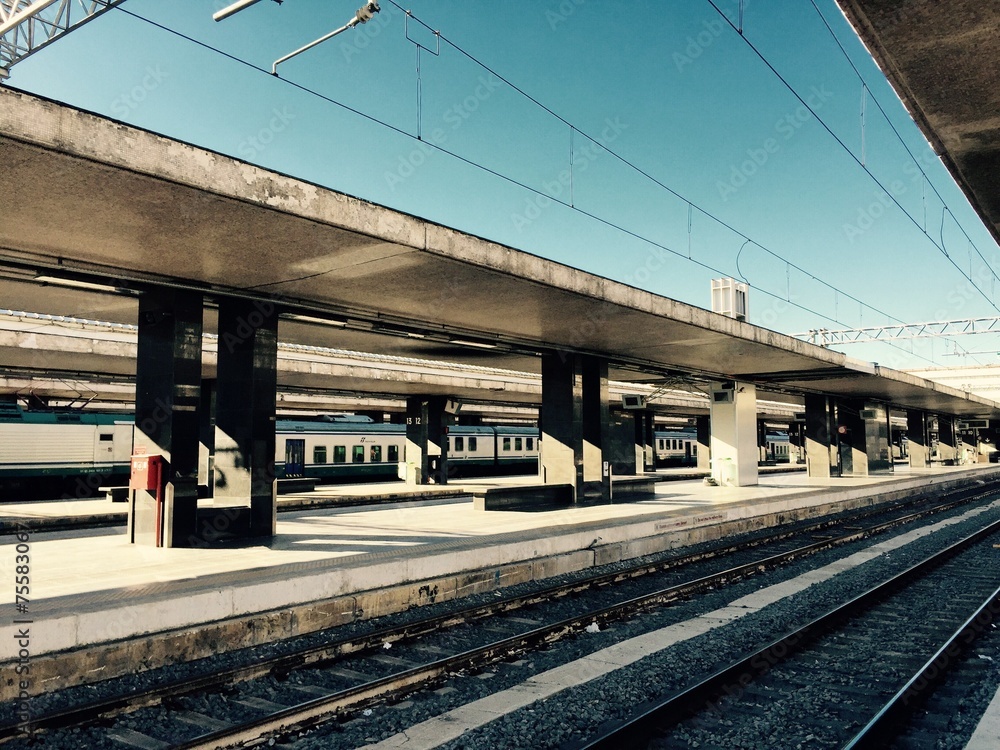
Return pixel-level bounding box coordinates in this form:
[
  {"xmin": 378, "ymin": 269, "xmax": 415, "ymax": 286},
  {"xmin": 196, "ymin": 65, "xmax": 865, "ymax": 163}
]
[
  {"xmin": 842, "ymin": 580, "xmax": 1000, "ymax": 749},
  {"xmin": 1, "ymin": 482, "xmax": 995, "ymax": 745},
  {"xmin": 575, "ymin": 514, "xmax": 1000, "ymax": 750},
  {"xmin": 168, "ymin": 488, "xmax": 1000, "ymax": 749}
]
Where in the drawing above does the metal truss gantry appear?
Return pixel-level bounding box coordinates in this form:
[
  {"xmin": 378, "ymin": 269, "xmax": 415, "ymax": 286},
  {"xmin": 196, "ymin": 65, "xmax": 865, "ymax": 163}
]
[
  {"xmin": 0, "ymin": 0, "xmax": 126, "ymax": 76},
  {"xmin": 795, "ymin": 317, "xmax": 1000, "ymax": 346}
]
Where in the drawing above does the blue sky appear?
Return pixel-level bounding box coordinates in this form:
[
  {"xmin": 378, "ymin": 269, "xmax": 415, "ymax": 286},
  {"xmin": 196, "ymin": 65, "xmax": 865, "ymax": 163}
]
[{"xmin": 7, "ymin": 0, "xmax": 1000, "ymax": 371}]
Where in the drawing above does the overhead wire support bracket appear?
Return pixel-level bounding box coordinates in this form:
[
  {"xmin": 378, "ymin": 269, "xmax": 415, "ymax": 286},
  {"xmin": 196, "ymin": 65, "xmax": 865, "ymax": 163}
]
[
  {"xmin": 404, "ymin": 10, "xmax": 439, "ymax": 140},
  {"xmin": 271, "ymin": 1, "xmax": 380, "ymax": 76}
]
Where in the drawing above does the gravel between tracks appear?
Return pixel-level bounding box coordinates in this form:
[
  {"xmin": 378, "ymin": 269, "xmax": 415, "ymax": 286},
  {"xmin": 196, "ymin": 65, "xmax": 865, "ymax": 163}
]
[{"xmin": 7, "ymin": 494, "xmax": 1000, "ymax": 749}]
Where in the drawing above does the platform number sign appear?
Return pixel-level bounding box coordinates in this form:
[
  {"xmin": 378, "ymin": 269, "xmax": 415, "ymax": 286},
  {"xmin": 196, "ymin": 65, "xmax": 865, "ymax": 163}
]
[{"xmin": 407, "ymin": 417, "xmax": 423, "ymax": 425}]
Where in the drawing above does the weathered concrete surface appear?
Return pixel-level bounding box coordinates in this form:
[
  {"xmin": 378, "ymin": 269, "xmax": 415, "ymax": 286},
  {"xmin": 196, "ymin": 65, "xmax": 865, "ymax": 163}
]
[
  {"xmin": 0, "ymin": 88, "xmax": 997, "ymax": 417},
  {"xmin": 836, "ymin": 1, "xmax": 1000, "ymax": 245}
]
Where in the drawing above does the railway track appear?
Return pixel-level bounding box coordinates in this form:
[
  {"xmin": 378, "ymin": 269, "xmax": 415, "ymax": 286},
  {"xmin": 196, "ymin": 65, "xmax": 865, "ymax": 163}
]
[
  {"xmin": 3, "ymin": 482, "xmax": 998, "ymax": 749},
  {"xmin": 579, "ymin": 514, "xmax": 1000, "ymax": 749}
]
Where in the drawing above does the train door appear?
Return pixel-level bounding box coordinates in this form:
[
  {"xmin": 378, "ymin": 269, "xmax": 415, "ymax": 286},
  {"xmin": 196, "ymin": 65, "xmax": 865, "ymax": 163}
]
[
  {"xmin": 684, "ymin": 441, "xmax": 692, "ymax": 464},
  {"xmin": 285, "ymin": 439, "xmax": 305, "ymax": 477}
]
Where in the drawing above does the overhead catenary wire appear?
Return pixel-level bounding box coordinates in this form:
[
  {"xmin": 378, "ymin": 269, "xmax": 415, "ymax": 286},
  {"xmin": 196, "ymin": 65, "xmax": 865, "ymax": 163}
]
[
  {"xmin": 807, "ymin": 0, "xmax": 1000, "ymax": 286},
  {"xmin": 109, "ymin": 5, "xmax": 969, "ymax": 367}
]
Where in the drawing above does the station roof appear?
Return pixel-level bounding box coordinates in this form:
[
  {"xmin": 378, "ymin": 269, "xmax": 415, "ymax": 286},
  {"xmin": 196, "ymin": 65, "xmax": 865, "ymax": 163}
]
[
  {"xmin": 835, "ymin": 1, "xmax": 1000, "ymax": 248},
  {"xmin": 1, "ymin": 87, "xmax": 997, "ymax": 419}
]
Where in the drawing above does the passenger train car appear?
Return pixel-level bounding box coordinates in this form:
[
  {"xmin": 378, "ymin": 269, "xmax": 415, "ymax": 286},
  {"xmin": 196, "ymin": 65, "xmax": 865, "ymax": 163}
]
[
  {"xmin": 653, "ymin": 428, "xmax": 793, "ymax": 466},
  {"xmin": 274, "ymin": 422, "xmax": 539, "ymax": 482},
  {"xmin": 0, "ymin": 402, "xmax": 133, "ymax": 497},
  {"xmin": 0, "ymin": 403, "xmax": 798, "ymax": 498},
  {"xmin": 0, "ymin": 405, "xmax": 540, "ymax": 497}
]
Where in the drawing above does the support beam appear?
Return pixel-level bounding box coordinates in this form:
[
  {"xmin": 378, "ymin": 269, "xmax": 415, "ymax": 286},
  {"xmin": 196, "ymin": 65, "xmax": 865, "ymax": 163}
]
[
  {"xmin": 540, "ymin": 353, "xmax": 609, "ymax": 503},
  {"xmin": 906, "ymin": 410, "xmax": 928, "ymax": 469},
  {"xmin": 836, "ymin": 399, "xmax": 869, "ymax": 476},
  {"xmin": 708, "ymin": 382, "xmax": 757, "ymax": 486},
  {"xmin": 937, "ymin": 416, "xmax": 956, "ymax": 465},
  {"xmin": 405, "ymin": 395, "xmax": 450, "ymax": 484},
  {"xmin": 695, "ymin": 415, "xmax": 711, "ymax": 470},
  {"xmin": 132, "ymin": 289, "xmax": 202, "ymax": 548},
  {"xmin": 214, "ymin": 298, "xmax": 279, "ymax": 538},
  {"xmin": 805, "ymin": 394, "xmax": 837, "ymax": 478}
]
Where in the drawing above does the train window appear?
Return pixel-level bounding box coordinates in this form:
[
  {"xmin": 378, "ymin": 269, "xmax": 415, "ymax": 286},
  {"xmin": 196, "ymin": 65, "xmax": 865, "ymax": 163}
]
[
  {"xmin": 370, "ymin": 445, "xmax": 382, "ymax": 463},
  {"xmin": 526, "ymin": 437, "xmax": 534, "ymax": 451},
  {"xmin": 692, "ymin": 444, "xmax": 698, "ymax": 455},
  {"xmin": 333, "ymin": 445, "xmax": 346, "ymax": 463},
  {"xmin": 469, "ymin": 437, "xmax": 478, "ymax": 451},
  {"xmin": 387, "ymin": 445, "xmax": 399, "ymax": 462},
  {"xmin": 455, "ymin": 436, "xmax": 465, "ymax": 452},
  {"xmin": 515, "ymin": 437, "xmax": 523, "ymax": 451},
  {"xmin": 99, "ymin": 432, "xmax": 114, "ymax": 441},
  {"xmin": 352, "ymin": 445, "xmax": 365, "ymax": 463},
  {"xmin": 313, "ymin": 446, "xmax": 327, "ymax": 464},
  {"xmin": 502, "ymin": 437, "xmax": 511, "ymax": 451}
]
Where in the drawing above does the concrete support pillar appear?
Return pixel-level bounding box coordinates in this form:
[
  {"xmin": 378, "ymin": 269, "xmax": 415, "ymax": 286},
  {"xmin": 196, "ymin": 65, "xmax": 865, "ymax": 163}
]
[
  {"xmin": 708, "ymin": 382, "xmax": 758, "ymax": 486},
  {"xmin": 540, "ymin": 353, "xmax": 609, "ymax": 503},
  {"xmin": 695, "ymin": 415, "xmax": 711, "ymax": 470},
  {"xmin": 836, "ymin": 399, "xmax": 869, "ymax": 477},
  {"xmin": 636, "ymin": 410, "xmax": 655, "ymax": 472},
  {"xmin": 805, "ymin": 394, "xmax": 838, "ymax": 478},
  {"xmin": 938, "ymin": 417, "xmax": 957, "ymax": 465},
  {"xmin": 132, "ymin": 289, "xmax": 203, "ymax": 548},
  {"xmin": 906, "ymin": 410, "xmax": 928, "ymax": 469},
  {"xmin": 214, "ymin": 298, "xmax": 279, "ymax": 538},
  {"xmin": 405, "ymin": 396, "xmax": 450, "ymax": 484},
  {"xmin": 198, "ymin": 378, "xmax": 216, "ymax": 498}
]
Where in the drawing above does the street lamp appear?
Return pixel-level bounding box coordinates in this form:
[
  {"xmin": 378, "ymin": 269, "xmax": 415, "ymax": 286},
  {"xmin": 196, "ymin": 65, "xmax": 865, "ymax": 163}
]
[
  {"xmin": 213, "ymin": 0, "xmax": 272, "ymax": 23},
  {"xmin": 271, "ymin": 1, "xmax": 380, "ymax": 76}
]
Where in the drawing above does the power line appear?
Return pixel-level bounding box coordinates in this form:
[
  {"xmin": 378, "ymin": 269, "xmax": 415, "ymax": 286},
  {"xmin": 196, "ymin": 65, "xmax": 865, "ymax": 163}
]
[
  {"xmin": 109, "ymin": 5, "xmax": 957, "ymax": 367},
  {"xmin": 807, "ymin": 0, "xmax": 999, "ymax": 286},
  {"xmin": 704, "ymin": 0, "xmax": 1000, "ymax": 315}
]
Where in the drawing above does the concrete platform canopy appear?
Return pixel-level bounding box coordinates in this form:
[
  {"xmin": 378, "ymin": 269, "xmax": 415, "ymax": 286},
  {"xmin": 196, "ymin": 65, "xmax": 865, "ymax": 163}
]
[
  {"xmin": 835, "ymin": 2, "xmax": 1000, "ymax": 248},
  {"xmin": 0, "ymin": 87, "xmax": 997, "ymax": 421},
  {"xmin": 0, "ymin": 309, "xmax": 801, "ymax": 420}
]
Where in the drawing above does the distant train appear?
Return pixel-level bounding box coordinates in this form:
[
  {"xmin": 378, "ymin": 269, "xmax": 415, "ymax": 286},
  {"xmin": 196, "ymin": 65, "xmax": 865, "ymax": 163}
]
[
  {"xmin": 275, "ymin": 421, "xmax": 539, "ymax": 482},
  {"xmin": 654, "ymin": 428, "xmax": 794, "ymax": 467},
  {"xmin": 0, "ymin": 404, "xmax": 797, "ymax": 498},
  {"xmin": 0, "ymin": 406, "xmax": 540, "ymax": 497}
]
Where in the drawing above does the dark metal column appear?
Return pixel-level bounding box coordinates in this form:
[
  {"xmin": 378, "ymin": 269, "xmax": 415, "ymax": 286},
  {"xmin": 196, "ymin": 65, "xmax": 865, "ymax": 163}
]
[
  {"xmin": 906, "ymin": 410, "xmax": 928, "ymax": 469},
  {"xmin": 696, "ymin": 415, "xmax": 711, "ymax": 470},
  {"xmin": 133, "ymin": 288, "xmax": 203, "ymax": 548},
  {"xmin": 804, "ymin": 394, "xmax": 837, "ymax": 478},
  {"xmin": 580, "ymin": 355, "xmax": 610, "ymax": 502},
  {"xmin": 836, "ymin": 399, "xmax": 868, "ymax": 476},
  {"xmin": 540, "ymin": 353, "xmax": 581, "ymax": 490},
  {"xmin": 214, "ymin": 298, "xmax": 278, "ymax": 538},
  {"xmin": 938, "ymin": 417, "xmax": 957, "ymax": 465},
  {"xmin": 405, "ymin": 396, "xmax": 450, "ymax": 484},
  {"xmin": 540, "ymin": 353, "xmax": 609, "ymax": 502}
]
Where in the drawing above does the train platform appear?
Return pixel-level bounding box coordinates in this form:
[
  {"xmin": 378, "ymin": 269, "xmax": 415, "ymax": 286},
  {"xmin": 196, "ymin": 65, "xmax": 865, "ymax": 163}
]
[
  {"xmin": 0, "ymin": 465, "xmax": 807, "ymax": 534},
  {"xmin": 2, "ymin": 463, "xmax": 998, "ymax": 702}
]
